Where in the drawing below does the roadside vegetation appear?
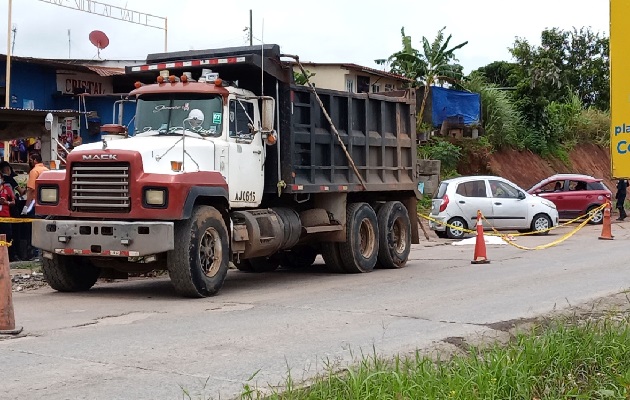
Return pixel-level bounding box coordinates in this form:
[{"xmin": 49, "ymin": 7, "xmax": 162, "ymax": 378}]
[
  {"xmin": 378, "ymin": 26, "xmax": 610, "ymax": 174},
  {"xmin": 237, "ymin": 313, "xmax": 630, "ymax": 400}
]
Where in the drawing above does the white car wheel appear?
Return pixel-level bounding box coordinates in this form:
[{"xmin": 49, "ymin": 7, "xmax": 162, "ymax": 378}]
[
  {"xmin": 446, "ymin": 217, "xmax": 467, "ymax": 239},
  {"xmin": 531, "ymin": 214, "xmax": 551, "ymax": 235}
]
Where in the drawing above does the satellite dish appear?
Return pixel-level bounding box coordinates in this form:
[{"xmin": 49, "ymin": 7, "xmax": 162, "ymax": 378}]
[{"xmin": 89, "ymin": 30, "xmax": 109, "ymax": 58}]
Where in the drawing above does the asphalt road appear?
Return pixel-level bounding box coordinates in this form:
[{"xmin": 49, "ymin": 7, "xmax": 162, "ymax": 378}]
[{"xmin": 2, "ymin": 221, "xmax": 630, "ymax": 400}]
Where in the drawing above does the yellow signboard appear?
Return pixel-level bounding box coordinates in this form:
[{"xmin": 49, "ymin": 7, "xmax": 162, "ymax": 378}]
[{"xmin": 611, "ymin": 0, "xmax": 630, "ymax": 178}]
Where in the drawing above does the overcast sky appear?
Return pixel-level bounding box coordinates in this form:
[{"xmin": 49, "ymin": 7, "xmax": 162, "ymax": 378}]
[{"xmin": 1, "ymin": 0, "xmax": 610, "ymax": 73}]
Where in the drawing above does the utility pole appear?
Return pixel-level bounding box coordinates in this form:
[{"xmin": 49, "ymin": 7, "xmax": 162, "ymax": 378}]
[
  {"xmin": 68, "ymin": 29, "xmax": 71, "ymax": 58},
  {"xmin": 249, "ymin": 9, "xmax": 253, "ymax": 46},
  {"xmin": 5, "ymin": 0, "xmax": 13, "ymax": 108}
]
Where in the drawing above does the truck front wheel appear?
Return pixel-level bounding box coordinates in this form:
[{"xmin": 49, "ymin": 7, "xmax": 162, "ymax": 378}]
[
  {"xmin": 167, "ymin": 206, "xmax": 229, "ymax": 297},
  {"xmin": 42, "ymin": 255, "xmax": 101, "ymax": 292}
]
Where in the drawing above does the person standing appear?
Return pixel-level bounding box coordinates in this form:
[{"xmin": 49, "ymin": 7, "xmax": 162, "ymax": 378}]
[
  {"xmin": 24, "ymin": 153, "xmax": 49, "ymax": 215},
  {"xmin": 0, "ymin": 161, "xmax": 24, "ymax": 261},
  {"xmin": 23, "ymin": 153, "xmax": 49, "ymax": 260},
  {"xmin": 72, "ymin": 131, "xmax": 83, "ymax": 149},
  {"xmin": 616, "ymin": 179, "xmax": 628, "ymax": 221},
  {"xmin": 0, "ymin": 173, "xmax": 16, "ymax": 258}
]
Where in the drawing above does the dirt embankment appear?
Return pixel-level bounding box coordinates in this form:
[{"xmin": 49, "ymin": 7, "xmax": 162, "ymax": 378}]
[{"xmin": 485, "ymin": 144, "xmax": 614, "ymax": 191}]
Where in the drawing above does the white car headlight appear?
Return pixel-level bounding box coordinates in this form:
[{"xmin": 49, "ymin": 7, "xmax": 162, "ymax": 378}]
[
  {"xmin": 144, "ymin": 188, "xmax": 167, "ymax": 207},
  {"xmin": 39, "ymin": 187, "xmax": 59, "ymax": 204},
  {"xmin": 541, "ymin": 199, "xmax": 556, "ymax": 209}
]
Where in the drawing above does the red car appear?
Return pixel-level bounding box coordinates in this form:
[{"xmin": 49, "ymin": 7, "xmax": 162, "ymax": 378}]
[{"xmin": 527, "ymin": 174, "xmax": 612, "ymax": 224}]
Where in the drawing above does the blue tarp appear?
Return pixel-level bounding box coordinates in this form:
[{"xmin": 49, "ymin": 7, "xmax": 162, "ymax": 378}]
[{"xmin": 431, "ymin": 86, "xmax": 480, "ymax": 126}]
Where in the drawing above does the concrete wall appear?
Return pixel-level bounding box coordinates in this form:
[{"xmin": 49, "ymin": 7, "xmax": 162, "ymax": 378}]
[
  {"xmin": 417, "ymin": 159, "xmax": 441, "ymax": 197},
  {"xmin": 293, "ymin": 65, "xmax": 407, "ymax": 93}
]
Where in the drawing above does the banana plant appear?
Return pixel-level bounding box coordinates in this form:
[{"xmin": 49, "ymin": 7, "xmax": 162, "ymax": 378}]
[{"xmin": 377, "ymin": 27, "xmax": 468, "ymax": 131}]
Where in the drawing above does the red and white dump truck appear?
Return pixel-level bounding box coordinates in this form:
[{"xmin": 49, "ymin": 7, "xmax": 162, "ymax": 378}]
[{"xmin": 32, "ymin": 45, "xmax": 420, "ymax": 297}]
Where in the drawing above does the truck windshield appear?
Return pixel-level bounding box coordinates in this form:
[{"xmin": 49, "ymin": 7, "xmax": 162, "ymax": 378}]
[{"xmin": 134, "ymin": 94, "xmax": 223, "ymax": 137}]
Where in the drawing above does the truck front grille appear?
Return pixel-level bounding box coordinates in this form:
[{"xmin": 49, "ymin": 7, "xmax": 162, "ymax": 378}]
[{"xmin": 71, "ymin": 162, "xmax": 131, "ymax": 213}]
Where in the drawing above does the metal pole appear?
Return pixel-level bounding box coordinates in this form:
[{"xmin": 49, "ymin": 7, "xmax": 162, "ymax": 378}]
[
  {"xmin": 5, "ymin": 0, "xmax": 13, "ymax": 108},
  {"xmin": 164, "ymin": 17, "xmax": 168, "ymax": 51},
  {"xmin": 249, "ymin": 10, "xmax": 252, "ymax": 46}
]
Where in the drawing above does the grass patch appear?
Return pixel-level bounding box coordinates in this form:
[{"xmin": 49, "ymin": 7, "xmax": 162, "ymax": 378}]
[{"xmin": 240, "ymin": 315, "xmax": 630, "ymax": 400}]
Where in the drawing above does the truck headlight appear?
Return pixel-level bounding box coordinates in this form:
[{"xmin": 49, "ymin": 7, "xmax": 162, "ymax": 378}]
[
  {"xmin": 144, "ymin": 188, "xmax": 167, "ymax": 207},
  {"xmin": 39, "ymin": 186, "xmax": 59, "ymax": 204}
]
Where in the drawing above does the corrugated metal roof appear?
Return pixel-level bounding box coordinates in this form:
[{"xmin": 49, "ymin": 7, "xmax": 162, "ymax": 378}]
[
  {"xmin": 84, "ymin": 65, "xmax": 126, "ymax": 76},
  {"xmin": 0, "ymin": 54, "xmax": 128, "ymax": 76},
  {"xmin": 0, "ymin": 107, "xmax": 84, "ymax": 116}
]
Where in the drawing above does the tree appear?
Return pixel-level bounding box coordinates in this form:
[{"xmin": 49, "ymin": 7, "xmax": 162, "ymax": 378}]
[
  {"xmin": 377, "ymin": 27, "xmax": 468, "ymax": 130},
  {"xmin": 508, "ymin": 27, "xmax": 609, "ymax": 131},
  {"xmin": 469, "ymin": 61, "xmax": 519, "ymax": 88}
]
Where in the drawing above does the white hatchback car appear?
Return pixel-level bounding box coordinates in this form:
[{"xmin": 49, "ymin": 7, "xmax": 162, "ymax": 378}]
[{"xmin": 429, "ymin": 176, "xmax": 559, "ymax": 239}]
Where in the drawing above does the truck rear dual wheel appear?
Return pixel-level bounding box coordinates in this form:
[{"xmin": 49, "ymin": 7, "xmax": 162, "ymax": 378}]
[
  {"xmin": 338, "ymin": 202, "xmax": 379, "ymax": 273},
  {"xmin": 42, "ymin": 255, "xmax": 101, "ymax": 292},
  {"xmin": 376, "ymin": 201, "xmax": 411, "ymax": 269},
  {"xmin": 321, "ymin": 242, "xmax": 346, "ymax": 273},
  {"xmin": 167, "ymin": 206, "xmax": 229, "ymax": 297}
]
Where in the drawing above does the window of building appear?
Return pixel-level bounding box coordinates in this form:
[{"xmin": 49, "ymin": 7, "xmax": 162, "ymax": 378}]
[
  {"xmin": 346, "ymin": 78, "xmax": 354, "ymax": 93},
  {"xmin": 384, "ymin": 83, "xmax": 394, "ymax": 92},
  {"xmin": 372, "ymin": 84, "xmax": 380, "ymax": 93},
  {"xmin": 357, "ymin": 76, "xmax": 370, "ymax": 93}
]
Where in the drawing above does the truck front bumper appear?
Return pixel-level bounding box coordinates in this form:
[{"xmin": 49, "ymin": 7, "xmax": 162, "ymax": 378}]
[{"xmin": 32, "ymin": 220, "xmax": 175, "ymax": 257}]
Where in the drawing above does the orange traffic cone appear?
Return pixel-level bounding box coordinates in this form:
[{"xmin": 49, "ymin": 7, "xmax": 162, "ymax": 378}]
[
  {"xmin": 0, "ymin": 234, "xmax": 22, "ymax": 335},
  {"xmin": 471, "ymin": 210, "xmax": 490, "ymax": 264},
  {"xmin": 599, "ymin": 202, "xmax": 614, "ymax": 240}
]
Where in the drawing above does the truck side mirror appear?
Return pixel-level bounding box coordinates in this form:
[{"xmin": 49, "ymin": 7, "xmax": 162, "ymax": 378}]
[{"xmin": 261, "ymin": 98, "xmax": 275, "ymax": 132}]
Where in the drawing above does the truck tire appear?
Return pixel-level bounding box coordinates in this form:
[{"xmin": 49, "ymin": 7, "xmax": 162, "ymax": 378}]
[
  {"xmin": 339, "ymin": 202, "xmax": 379, "ymax": 273},
  {"xmin": 248, "ymin": 257, "xmax": 280, "ymax": 272},
  {"xmin": 234, "ymin": 258, "xmax": 253, "ymax": 272},
  {"xmin": 376, "ymin": 201, "xmax": 411, "ymax": 269},
  {"xmin": 321, "ymin": 242, "xmax": 345, "ymax": 273},
  {"xmin": 280, "ymin": 246, "xmax": 318, "ymax": 269},
  {"xmin": 42, "ymin": 255, "xmax": 100, "ymax": 292},
  {"xmin": 167, "ymin": 205, "xmax": 229, "ymax": 297}
]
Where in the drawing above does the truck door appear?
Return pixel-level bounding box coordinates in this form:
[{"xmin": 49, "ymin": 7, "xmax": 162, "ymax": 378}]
[{"xmin": 227, "ymin": 99, "xmax": 264, "ymax": 207}]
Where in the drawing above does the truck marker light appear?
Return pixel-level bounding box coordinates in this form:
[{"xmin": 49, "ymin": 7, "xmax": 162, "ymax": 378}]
[
  {"xmin": 171, "ymin": 161, "xmax": 183, "ymax": 172},
  {"xmin": 134, "ymin": 81, "xmax": 143, "ymax": 88},
  {"xmin": 157, "ymin": 75, "xmax": 165, "ymax": 83},
  {"xmin": 169, "ymin": 75, "xmax": 177, "ymax": 83}
]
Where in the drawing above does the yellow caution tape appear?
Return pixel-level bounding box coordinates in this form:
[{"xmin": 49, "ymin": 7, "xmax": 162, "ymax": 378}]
[{"xmin": 418, "ymin": 203, "xmax": 608, "ymax": 250}]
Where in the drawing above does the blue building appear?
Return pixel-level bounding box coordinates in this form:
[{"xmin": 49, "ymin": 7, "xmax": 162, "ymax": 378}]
[{"xmin": 0, "ymin": 54, "xmax": 140, "ymax": 154}]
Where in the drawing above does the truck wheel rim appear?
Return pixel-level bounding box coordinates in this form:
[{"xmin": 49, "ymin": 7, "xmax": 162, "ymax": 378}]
[
  {"xmin": 359, "ymin": 218, "xmax": 376, "ymax": 258},
  {"xmin": 199, "ymin": 227, "xmax": 222, "ymax": 277},
  {"xmin": 392, "ymin": 218, "xmax": 407, "ymax": 254}
]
